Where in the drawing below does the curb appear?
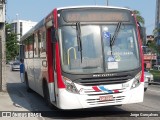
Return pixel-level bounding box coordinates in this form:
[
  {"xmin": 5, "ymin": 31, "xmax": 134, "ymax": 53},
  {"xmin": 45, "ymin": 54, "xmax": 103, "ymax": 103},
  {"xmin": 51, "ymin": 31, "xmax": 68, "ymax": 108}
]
[{"xmin": 151, "ymin": 82, "xmax": 160, "ymax": 85}]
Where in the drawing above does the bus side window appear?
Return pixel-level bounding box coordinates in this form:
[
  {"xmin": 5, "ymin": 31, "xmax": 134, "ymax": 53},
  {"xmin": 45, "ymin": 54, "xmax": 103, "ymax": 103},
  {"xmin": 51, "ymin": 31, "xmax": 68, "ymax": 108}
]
[
  {"xmin": 38, "ymin": 31, "xmax": 41, "ymax": 56},
  {"xmin": 53, "ymin": 43, "xmax": 56, "ymax": 71},
  {"xmin": 19, "ymin": 44, "xmax": 25, "ymax": 59},
  {"xmin": 40, "ymin": 31, "xmax": 47, "ymax": 58},
  {"xmin": 24, "ymin": 39, "xmax": 28, "ymax": 59},
  {"xmin": 28, "ymin": 35, "xmax": 34, "ymax": 58},
  {"xmin": 34, "ymin": 33, "xmax": 39, "ymax": 58}
]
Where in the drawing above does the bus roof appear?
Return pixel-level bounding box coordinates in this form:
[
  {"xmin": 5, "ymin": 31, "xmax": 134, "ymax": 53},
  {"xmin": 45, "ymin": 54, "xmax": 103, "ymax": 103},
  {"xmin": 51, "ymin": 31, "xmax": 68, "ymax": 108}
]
[
  {"xmin": 20, "ymin": 5, "xmax": 132, "ymax": 42},
  {"xmin": 57, "ymin": 5, "xmax": 132, "ymax": 11}
]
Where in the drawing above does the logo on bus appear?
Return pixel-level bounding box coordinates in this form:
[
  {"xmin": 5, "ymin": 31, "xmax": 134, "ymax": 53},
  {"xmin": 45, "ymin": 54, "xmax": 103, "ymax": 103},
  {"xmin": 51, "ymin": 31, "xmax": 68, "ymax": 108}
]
[{"xmin": 93, "ymin": 74, "xmax": 117, "ymax": 77}]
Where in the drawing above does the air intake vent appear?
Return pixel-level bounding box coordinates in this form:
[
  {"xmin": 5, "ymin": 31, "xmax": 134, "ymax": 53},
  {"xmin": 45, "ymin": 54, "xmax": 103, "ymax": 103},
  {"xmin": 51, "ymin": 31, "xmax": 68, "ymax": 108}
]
[{"xmin": 75, "ymin": 74, "xmax": 131, "ymax": 86}]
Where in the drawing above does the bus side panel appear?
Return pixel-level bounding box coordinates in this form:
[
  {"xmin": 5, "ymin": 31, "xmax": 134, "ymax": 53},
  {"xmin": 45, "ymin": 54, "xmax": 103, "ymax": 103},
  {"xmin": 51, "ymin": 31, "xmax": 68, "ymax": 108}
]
[
  {"xmin": 34, "ymin": 58, "xmax": 44, "ymax": 96},
  {"xmin": 26, "ymin": 57, "xmax": 35, "ymax": 91},
  {"xmin": 30, "ymin": 29, "xmax": 48, "ymax": 97}
]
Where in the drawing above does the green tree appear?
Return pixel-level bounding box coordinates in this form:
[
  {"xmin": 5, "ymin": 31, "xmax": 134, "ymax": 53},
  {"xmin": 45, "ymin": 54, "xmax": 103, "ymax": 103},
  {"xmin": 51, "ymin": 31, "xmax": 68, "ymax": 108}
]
[
  {"xmin": 133, "ymin": 10, "xmax": 145, "ymax": 25},
  {"xmin": 6, "ymin": 23, "xmax": 19, "ymax": 61},
  {"xmin": 147, "ymin": 40, "xmax": 158, "ymax": 54}
]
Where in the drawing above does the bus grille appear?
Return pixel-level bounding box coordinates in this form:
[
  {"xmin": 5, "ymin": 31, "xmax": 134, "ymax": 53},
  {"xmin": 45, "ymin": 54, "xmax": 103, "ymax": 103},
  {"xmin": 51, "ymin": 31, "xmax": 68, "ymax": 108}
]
[{"xmin": 74, "ymin": 74, "xmax": 131, "ymax": 86}]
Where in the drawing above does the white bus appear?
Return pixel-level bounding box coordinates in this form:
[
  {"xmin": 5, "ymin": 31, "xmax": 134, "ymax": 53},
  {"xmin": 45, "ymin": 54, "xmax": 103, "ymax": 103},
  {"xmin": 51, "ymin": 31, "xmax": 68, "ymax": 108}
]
[{"xmin": 20, "ymin": 6, "xmax": 144, "ymax": 110}]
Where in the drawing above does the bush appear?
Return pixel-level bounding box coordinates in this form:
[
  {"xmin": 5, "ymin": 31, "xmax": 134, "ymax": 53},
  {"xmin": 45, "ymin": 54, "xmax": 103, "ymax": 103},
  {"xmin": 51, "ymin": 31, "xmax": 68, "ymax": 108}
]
[{"xmin": 149, "ymin": 70, "xmax": 160, "ymax": 82}]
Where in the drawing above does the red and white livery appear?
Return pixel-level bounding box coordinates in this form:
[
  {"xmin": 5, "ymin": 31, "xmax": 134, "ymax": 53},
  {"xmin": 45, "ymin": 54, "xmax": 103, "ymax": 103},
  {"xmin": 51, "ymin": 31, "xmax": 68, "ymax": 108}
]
[{"xmin": 20, "ymin": 6, "xmax": 144, "ymax": 109}]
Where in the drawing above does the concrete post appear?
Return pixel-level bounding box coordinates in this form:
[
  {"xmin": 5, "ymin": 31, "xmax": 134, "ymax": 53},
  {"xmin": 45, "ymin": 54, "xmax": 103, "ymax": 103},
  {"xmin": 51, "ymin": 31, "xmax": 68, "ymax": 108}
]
[
  {"xmin": 106, "ymin": 0, "xmax": 109, "ymax": 6},
  {"xmin": 0, "ymin": 0, "xmax": 6, "ymax": 92}
]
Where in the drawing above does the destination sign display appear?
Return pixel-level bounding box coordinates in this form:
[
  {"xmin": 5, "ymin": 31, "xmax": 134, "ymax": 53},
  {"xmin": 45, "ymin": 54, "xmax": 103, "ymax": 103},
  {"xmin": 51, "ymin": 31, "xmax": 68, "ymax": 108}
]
[{"xmin": 61, "ymin": 8, "xmax": 131, "ymax": 22}]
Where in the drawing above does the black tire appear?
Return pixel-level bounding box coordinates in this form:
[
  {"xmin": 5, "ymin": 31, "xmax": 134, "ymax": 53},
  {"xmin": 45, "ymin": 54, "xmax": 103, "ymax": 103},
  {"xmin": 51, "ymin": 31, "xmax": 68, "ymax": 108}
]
[
  {"xmin": 43, "ymin": 81, "xmax": 53, "ymax": 108},
  {"xmin": 144, "ymin": 88, "xmax": 147, "ymax": 92},
  {"xmin": 25, "ymin": 72, "xmax": 32, "ymax": 93}
]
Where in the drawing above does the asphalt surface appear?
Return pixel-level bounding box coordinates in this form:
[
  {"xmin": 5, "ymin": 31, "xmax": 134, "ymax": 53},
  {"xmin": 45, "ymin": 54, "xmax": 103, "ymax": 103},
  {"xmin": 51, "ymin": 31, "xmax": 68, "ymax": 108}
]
[{"xmin": 5, "ymin": 66, "xmax": 160, "ymax": 120}]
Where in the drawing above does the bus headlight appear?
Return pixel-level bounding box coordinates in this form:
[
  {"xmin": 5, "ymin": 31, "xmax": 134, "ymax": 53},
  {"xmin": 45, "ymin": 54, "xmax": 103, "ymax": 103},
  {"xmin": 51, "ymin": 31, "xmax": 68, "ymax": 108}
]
[
  {"xmin": 62, "ymin": 76, "xmax": 79, "ymax": 94},
  {"xmin": 131, "ymin": 71, "xmax": 142, "ymax": 89}
]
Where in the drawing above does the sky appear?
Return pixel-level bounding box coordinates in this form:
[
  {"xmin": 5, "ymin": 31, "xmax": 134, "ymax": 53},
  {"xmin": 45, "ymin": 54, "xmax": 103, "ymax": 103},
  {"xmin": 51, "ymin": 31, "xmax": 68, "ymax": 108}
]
[{"xmin": 6, "ymin": 0, "xmax": 156, "ymax": 35}]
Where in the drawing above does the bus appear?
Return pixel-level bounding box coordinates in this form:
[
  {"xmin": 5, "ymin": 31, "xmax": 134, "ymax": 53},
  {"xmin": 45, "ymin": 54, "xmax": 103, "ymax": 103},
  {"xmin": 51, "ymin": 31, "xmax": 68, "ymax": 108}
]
[{"xmin": 20, "ymin": 6, "xmax": 144, "ymax": 110}]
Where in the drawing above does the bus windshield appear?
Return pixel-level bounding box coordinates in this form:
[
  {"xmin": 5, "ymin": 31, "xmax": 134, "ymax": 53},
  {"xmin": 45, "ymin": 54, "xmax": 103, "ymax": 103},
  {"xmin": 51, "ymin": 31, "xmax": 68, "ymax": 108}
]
[{"xmin": 59, "ymin": 24, "xmax": 140, "ymax": 74}]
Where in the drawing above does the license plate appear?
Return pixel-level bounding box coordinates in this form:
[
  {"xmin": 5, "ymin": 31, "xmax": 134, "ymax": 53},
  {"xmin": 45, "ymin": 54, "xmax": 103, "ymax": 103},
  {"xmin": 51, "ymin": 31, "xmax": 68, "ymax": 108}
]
[{"xmin": 99, "ymin": 95, "xmax": 113, "ymax": 101}]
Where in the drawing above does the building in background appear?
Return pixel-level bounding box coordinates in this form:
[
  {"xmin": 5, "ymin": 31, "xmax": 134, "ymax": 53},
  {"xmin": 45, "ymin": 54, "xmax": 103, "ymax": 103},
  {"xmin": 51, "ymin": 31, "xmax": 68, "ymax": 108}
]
[
  {"xmin": 143, "ymin": 35, "xmax": 157, "ymax": 69},
  {"xmin": 155, "ymin": 0, "xmax": 160, "ymax": 65},
  {"xmin": 143, "ymin": 45, "xmax": 157, "ymax": 69},
  {"xmin": 155, "ymin": 0, "xmax": 160, "ymax": 31},
  {"xmin": 10, "ymin": 20, "xmax": 37, "ymax": 41},
  {"xmin": 155, "ymin": 0, "xmax": 160, "ymax": 45}
]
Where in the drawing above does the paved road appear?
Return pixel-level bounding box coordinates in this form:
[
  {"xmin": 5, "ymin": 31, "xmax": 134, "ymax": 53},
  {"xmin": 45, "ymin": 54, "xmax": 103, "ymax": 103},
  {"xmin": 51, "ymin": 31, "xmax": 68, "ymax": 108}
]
[{"xmin": 6, "ymin": 66, "xmax": 160, "ymax": 120}]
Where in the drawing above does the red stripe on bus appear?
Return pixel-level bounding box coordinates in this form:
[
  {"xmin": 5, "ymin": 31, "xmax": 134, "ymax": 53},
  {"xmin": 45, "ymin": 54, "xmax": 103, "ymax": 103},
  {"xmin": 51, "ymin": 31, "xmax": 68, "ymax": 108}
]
[
  {"xmin": 92, "ymin": 86, "xmax": 101, "ymax": 92},
  {"xmin": 132, "ymin": 12, "xmax": 144, "ymax": 82},
  {"xmin": 47, "ymin": 28, "xmax": 54, "ymax": 83},
  {"xmin": 54, "ymin": 9, "xmax": 65, "ymax": 88},
  {"xmin": 55, "ymin": 43, "xmax": 65, "ymax": 88},
  {"xmin": 113, "ymin": 90, "xmax": 119, "ymax": 93}
]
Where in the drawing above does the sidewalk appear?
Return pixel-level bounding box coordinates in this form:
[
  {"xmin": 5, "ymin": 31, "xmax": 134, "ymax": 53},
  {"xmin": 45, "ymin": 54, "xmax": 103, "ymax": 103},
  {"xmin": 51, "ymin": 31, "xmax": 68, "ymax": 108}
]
[
  {"xmin": 0, "ymin": 66, "xmax": 44, "ymax": 120},
  {"xmin": 0, "ymin": 91, "xmax": 43, "ymax": 120}
]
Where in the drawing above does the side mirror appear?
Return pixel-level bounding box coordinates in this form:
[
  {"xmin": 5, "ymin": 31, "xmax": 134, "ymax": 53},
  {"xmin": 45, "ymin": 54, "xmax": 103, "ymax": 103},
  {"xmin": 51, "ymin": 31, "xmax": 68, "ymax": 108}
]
[
  {"xmin": 137, "ymin": 22, "xmax": 144, "ymax": 40},
  {"xmin": 51, "ymin": 28, "xmax": 58, "ymax": 43}
]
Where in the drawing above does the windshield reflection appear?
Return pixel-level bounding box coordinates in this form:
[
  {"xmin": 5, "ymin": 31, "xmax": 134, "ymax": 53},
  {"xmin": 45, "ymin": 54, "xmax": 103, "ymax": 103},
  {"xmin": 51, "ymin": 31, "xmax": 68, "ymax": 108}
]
[{"xmin": 59, "ymin": 24, "xmax": 140, "ymax": 74}]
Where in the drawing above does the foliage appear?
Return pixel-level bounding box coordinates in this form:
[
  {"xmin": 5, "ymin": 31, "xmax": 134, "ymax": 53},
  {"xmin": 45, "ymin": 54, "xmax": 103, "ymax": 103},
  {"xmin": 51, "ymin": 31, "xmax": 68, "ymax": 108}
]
[
  {"xmin": 147, "ymin": 40, "xmax": 159, "ymax": 54},
  {"xmin": 150, "ymin": 70, "xmax": 160, "ymax": 82},
  {"xmin": 152, "ymin": 28, "xmax": 160, "ymax": 55},
  {"xmin": 133, "ymin": 10, "xmax": 145, "ymax": 25},
  {"xmin": 6, "ymin": 23, "xmax": 19, "ymax": 61},
  {"xmin": 153, "ymin": 27, "xmax": 160, "ymax": 37}
]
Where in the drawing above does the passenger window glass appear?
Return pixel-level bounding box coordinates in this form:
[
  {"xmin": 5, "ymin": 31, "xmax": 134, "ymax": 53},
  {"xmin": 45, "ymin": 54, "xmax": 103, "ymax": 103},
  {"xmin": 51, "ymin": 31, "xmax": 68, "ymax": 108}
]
[
  {"xmin": 23, "ymin": 40, "xmax": 28, "ymax": 58},
  {"xmin": 40, "ymin": 31, "xmax": 46, "ymax": 58},
  {"xmin": 28, "ymin": 35, "xmax": 34, "ymax": 58},
  {"xmin": 34, "ymin": 33, "xmax": 39, "ymax": 58}
]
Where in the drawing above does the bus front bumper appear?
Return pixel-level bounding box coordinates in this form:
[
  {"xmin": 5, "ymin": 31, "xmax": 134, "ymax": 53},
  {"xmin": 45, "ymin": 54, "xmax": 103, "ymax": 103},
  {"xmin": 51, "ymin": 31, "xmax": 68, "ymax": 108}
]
[{"xmin": 57, "ymin": 83, "xmax": 144, "ymax": 110}]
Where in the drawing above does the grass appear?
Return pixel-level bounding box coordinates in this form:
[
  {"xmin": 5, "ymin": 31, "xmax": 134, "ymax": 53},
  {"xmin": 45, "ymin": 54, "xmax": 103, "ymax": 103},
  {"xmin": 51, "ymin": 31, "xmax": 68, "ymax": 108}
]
[{"xmin": 149, "ymin": 70, "xmax": 160, "ymax": 82}]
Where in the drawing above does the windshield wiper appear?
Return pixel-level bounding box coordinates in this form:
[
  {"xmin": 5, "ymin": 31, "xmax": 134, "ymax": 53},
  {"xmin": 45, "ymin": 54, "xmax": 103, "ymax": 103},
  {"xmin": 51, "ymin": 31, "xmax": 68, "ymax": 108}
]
[
  {"xmin": 76, "ymin": 22, "xmax": 83, "ymax": 63},
  {"xmin": 110, "ymin": 22, "xmax": 122, "ymax": 54}
]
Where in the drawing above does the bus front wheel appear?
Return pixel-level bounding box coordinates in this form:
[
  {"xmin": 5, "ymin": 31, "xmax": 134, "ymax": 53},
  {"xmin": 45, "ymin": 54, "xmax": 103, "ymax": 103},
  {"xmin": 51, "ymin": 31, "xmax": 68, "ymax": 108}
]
[{"xmin": 43, "ymin": 81, "xmax": 53, "ymax": 108}]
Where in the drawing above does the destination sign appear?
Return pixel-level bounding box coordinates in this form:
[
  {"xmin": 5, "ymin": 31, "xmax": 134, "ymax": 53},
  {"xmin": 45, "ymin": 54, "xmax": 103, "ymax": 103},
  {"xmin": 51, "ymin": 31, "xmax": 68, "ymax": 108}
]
[{"xmin": 61, "ymin": 8, "xmax": 131, "ymax": 22}]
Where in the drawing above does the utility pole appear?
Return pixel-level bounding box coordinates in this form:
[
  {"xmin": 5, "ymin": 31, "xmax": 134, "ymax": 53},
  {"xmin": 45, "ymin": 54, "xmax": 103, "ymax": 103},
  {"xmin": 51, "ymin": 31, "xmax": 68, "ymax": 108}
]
[
  {"xmin": 106, "ymin": 0, "xmax": 109, "ymax": 6},
  {"xmin": 0, "ymin": 0, "xmax": 6, "ymax": 91}
]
